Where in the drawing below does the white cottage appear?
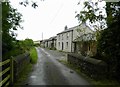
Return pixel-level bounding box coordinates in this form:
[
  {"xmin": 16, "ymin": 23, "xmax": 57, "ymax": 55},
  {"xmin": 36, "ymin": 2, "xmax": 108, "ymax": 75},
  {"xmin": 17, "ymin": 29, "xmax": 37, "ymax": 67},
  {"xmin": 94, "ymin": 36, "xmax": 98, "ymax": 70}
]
[
  {"xmin": 44, "ymin": 36, "xmax": 57, "ymax": 49},
  {"xmin": 56, "ymin": 25, "xmax": 77, "ymax": 52},
  {"xmin": 56, "ymin": 23, "xmax": 95, "ymax": 53}
]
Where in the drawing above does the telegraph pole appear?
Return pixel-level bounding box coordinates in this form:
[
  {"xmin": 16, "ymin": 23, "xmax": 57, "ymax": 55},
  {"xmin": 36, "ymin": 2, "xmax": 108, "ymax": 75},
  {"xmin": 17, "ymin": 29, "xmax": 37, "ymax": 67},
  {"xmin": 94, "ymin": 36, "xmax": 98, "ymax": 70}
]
[
  {"xmin": 41, "ymin": 32, "xmax": 44, "ymax": 47},
  {"xmin": 42, "ymin": 32, "xmax": 43, "ymax": 40}
]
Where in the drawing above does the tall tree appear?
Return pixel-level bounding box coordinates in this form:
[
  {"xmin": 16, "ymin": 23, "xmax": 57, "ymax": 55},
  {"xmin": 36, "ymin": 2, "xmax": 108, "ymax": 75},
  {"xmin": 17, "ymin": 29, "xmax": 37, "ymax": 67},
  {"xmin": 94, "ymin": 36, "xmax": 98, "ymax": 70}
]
[
  {"xmin": 2, "ymin": 2, "xmax": 23, "ymax": 56},
  {"xmin": 97, "ymin": 2, "xmax": 120, "ymax": 79},
  {"xmin": 76, "ymin": 1, "xmax": 106, "ymax": 29},
  {"xmin": 106, "ymin": 2, "xmax": 120, "ymax": 26},
  {"xmin": 76, "ymin": 0, "xmax": 120, "ymax": 79}
]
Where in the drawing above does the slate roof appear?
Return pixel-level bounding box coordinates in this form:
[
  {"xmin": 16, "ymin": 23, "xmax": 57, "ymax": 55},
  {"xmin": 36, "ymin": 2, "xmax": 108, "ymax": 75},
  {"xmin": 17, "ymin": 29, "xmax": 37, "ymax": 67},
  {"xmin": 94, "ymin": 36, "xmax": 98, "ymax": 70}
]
[
  {"xmin": 57, "ymin": 25, "xmax": 79, "ymax": 35},
  {"xmin": 49, "ymin": 36, "xmax": 57, "ymax": 40},
  {"xmin": 57, "ymin": 23, "xmax": 93, "ymax": 35}
]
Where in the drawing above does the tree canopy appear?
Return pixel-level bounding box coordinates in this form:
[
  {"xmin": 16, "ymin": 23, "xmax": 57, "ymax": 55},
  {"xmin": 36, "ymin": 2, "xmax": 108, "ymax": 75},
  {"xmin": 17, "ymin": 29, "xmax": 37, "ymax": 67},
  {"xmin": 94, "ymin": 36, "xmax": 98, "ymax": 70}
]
[
  {"xmin": 76, "ymin": 1, "xmax": 107, "ymax": 30},
  {"xmin": 2, "ymin": 2, "xmax": 23, "ymax": 55},
  {"xmin": 76, "ymin": 1, "xmax": 120, "ymax": 79}
]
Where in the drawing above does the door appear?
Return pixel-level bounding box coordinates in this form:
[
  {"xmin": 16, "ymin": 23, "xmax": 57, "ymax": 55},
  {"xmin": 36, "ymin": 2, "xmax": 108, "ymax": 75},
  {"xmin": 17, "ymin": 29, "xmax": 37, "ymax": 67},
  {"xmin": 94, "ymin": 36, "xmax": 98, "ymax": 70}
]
[
  {"xmin": 62, "ymin": 42, "xmax": 64, "ymax": 50},
  {"xmin": 74, "ymin": 42, "xmax": 77, "ymax": 53}
]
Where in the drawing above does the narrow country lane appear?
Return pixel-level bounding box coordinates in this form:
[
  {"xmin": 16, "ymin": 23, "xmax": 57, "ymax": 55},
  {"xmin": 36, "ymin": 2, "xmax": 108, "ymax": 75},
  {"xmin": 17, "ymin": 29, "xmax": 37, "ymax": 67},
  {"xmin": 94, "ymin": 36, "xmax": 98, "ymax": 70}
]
[{"xmin": 25, "ymin": 47, "xmax": 92, "ymax": 85}]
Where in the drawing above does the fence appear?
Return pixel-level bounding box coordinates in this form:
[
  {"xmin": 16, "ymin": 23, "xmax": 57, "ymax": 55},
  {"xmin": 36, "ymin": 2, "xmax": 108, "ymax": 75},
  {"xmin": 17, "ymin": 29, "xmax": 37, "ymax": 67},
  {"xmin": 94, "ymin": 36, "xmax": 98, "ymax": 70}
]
[
  {"xmin": 0, "ymin": 59, "xmax": 12, "ymax": 87},
  {"xmin": 0, "ymin": 53, "xmax": 30, "ymax": 87}
]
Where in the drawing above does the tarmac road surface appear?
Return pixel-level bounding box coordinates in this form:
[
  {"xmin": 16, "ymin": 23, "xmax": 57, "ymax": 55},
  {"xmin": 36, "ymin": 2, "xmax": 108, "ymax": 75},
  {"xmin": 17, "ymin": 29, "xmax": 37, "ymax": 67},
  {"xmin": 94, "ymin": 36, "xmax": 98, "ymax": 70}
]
[{"xmin": 24, "ymin": 47, "xmax": 92, "ymax": 86}]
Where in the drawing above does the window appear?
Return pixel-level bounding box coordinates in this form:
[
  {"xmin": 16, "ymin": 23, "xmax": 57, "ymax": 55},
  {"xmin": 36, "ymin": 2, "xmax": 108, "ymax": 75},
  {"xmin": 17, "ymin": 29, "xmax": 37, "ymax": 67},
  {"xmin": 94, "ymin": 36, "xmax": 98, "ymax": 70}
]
[
  {"xmin": 66, "ymin": 42, "xmax": 68, "ymax": 48},
  {"xmin": 59, "ymin": 35, "xmax": 60, "ymax": 40},
  {"xmin": 66, "ymin": 33, "xmax": 69, "ymax": 39},
  {"xmin": 62, "ymin": 34, "xmax": 63, "ymax": 40},
  {"xmin": 58, "ymin": 42, "xmax": 60, "ymax": 48}
]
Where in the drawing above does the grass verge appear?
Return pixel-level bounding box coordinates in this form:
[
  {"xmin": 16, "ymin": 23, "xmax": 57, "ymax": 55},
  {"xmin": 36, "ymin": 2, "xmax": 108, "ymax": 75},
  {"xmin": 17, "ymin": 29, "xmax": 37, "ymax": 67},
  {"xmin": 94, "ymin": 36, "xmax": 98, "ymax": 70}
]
[
  {"xmin": 30, "ymin": 47, "xmax": 38, "ymax": 64},
  {"xmin": 13, "ymin": 47, "xmax": 38, "ymax": 86},
  {"xmin": 58, "ymin": 60, "xmax": 120, "ymax": 86}
]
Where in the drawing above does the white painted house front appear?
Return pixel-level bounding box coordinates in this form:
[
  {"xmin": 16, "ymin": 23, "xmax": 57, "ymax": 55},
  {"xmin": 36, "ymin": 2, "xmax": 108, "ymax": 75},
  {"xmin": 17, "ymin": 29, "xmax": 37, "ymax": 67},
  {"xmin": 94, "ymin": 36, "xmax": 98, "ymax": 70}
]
[
  {"xmin": 56, "ymin": 25, "xmax": 77, "ymax": 52},
  {"xmin": 56, "ymin": 23, "xmax": 94, "ymax": 52}
]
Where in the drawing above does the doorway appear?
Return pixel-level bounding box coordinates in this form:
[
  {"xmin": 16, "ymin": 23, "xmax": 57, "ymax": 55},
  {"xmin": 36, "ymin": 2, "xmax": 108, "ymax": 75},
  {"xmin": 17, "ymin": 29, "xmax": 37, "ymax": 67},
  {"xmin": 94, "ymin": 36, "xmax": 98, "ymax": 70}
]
[{"xmin": 62, "ymin": 42, "xmax": 64, "ymax": 50}]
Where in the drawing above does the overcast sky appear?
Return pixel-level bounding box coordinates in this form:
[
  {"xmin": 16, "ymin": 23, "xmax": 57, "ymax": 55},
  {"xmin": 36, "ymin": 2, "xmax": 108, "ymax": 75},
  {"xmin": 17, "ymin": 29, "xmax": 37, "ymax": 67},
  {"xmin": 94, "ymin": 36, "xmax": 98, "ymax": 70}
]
[{"xmin": 9, "ymin": 0, "xmax": 85, "ymax": 41}]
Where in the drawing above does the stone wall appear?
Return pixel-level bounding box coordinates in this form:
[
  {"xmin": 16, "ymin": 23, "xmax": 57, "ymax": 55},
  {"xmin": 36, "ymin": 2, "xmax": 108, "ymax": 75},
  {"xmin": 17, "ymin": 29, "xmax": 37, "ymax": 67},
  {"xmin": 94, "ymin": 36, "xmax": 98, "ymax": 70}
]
[
  {"xmin": 67, "ymin": 53, "xmax": 107, "ymax": 80},
  {"xmin": 13, "ymin": 53, "xmax": 30, "ymax": 80}
]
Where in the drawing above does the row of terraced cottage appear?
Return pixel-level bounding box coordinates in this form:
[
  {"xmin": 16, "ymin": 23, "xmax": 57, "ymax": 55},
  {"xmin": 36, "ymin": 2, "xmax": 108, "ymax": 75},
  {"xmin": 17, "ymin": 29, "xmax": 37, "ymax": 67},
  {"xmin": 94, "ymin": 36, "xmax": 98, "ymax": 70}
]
[{"xmin": 40, "ymin": 23, "xmax": 97, "ymax": 56}]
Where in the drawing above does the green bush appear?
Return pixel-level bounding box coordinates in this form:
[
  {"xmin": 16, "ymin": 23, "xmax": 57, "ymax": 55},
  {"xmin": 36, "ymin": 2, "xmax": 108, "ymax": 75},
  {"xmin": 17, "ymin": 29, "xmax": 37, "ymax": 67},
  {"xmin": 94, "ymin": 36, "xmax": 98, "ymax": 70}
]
[
  {"xmin": 3, "ymin": 49, "xmax": 24, "ymax": 60},
  {"xmin": 34, "ymin": 43, "xmax": 40, "ymax": 47},
  {"xmin": 97, "ymin": 20, "xmax": 120, "ymax": 80},
  {"xmin": 30, "ymin": 47, "xmax": 38, "ymax": 64}
]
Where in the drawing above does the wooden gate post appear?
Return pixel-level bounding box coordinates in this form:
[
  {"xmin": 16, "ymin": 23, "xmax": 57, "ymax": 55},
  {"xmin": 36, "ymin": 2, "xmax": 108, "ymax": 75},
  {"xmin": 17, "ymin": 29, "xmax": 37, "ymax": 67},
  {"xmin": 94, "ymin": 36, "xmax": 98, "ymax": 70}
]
[{"xmin": 10, "ymin": 56, "xmax": 14, "ymax": 85}]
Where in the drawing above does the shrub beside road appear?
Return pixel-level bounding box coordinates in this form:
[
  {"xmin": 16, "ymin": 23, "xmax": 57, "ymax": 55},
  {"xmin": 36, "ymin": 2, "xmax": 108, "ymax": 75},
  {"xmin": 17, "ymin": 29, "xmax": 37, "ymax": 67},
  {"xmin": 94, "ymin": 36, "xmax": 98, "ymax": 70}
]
[{"xmin": 30, "ymin": 47, "xmax": 38, "ymax": 64}]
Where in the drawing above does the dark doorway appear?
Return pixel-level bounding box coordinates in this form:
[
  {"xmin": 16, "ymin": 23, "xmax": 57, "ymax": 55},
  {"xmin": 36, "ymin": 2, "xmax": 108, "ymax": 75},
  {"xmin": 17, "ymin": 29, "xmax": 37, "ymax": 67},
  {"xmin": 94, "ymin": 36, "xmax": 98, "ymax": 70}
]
[
  {"xmin": 74, "ymin": 42, "xmax": 77, "ymax": 53},
  {"xmin": 62, "ymin": 42, "xmax": 64, "ymax": 50}
]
